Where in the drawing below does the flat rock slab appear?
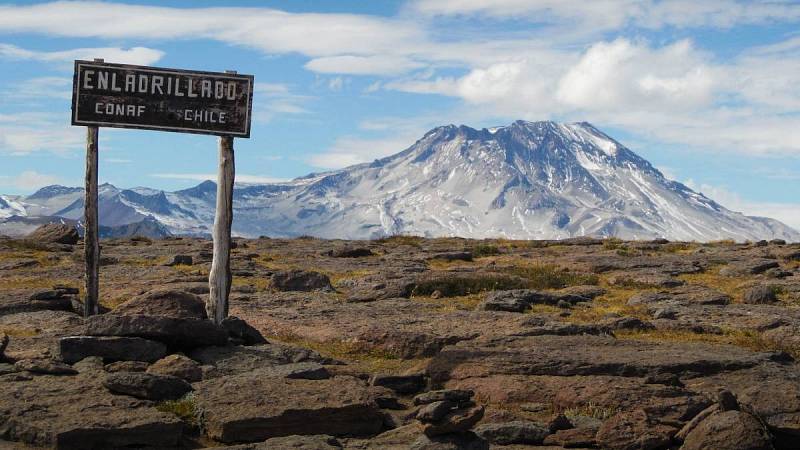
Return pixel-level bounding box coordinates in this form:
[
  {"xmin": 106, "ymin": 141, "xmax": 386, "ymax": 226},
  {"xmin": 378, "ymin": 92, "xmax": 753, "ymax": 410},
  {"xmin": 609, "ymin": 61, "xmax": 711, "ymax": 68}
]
[
  {"xmin": 85, "ymin": 314, "xmax": 228, "ymax": 349},
  {"xmin": 190, "ymin": 343, "xmax": 334, "ymax": 378},
  {"xmin": 427, "ymin": 335, "xmax": 786, "ymax": 382},
  {"xmin": 195, "ymin": 372, "xmax": 383, "ymax": 443},
  {"xmin": 56, "ymin": 336, "xmax": 167, "ymax": 364},
  {"xmin": 0, "ymin": 372, "xmax": 182, "ymax": 449}
]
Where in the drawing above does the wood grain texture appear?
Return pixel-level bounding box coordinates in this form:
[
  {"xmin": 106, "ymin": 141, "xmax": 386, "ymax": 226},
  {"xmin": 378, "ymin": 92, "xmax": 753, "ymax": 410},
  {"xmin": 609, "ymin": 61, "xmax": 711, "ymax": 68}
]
[
  {"xmin": 207, "ymin": 135, "xmax": 235, "ymax": 324},
  {"xmin": 84, "ymin": 126, "xmax": 100, "ymax": 317}
]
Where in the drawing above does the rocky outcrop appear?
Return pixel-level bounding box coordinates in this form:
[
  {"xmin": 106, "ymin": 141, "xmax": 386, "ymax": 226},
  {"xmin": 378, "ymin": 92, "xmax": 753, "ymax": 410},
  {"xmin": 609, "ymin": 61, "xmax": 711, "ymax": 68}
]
[
  {"xmin": 56, "ymin": 336, "xmax": 167, "ymax": 364},
  {"xmin": 195, "ymin": 372, "xmax": 383, "ymax": 443},
  {"xmin": 26, "ymin": 223, "xmax": 80, "ymax": 245}
]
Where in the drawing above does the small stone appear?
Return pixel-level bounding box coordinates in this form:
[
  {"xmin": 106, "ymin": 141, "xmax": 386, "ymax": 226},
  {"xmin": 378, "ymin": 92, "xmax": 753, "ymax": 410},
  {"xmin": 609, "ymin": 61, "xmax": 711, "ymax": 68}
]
[
  {"xmin": 423, "ymin": 405, "xmax": 485, "ymax": 437},
  {"xmin": 548, "ymin": 413, "xmax": 572, "ymax": 432},
  {"xmin": 221, "ymin": 316, "xmax": 268, "ymax": 346},
  {"xmin": 105, "ymin": 360, "xmax": 150, "ymax": 372},
  {"xmin": 742, "ymin": 286, "xmax": 778, "ymax": 304},
  {"xmin": 417, "ymin": 400, "xmax": 455, "ymax": 423},
  {"xmin": 653, "ymin": 308, "xmax": 677, "ymax": 320},
  {"xmin": 72, "ymin": 356, "xmax": 105, "ymax": 373},
  {"xmin": 644, "ymin": 372, "xmax": 684, "ymax": 387},
  {"xmin": 104, "ymin": 372, "xmax": 192, "ymax": 401},
  {"xmin": 430, "ymin": 290, "xmax": 443, "ymax": 299},
  {"xmin": 271, "ymin": 269, "xmax": 333, "ymax": 292},
  {"xmin": 166, "ymin": 255, "xmax": 193, "ymax": 266},
  {"xmin": 556, "ymin": 299, "xmax": 571, "ymax": 309},
  {"xmin": 147, "ymin": 354, "xmax": 202, "ymax": 382},
  {"xmin": 475, "ymin": 420, "xmax": 549, "ymax": 445},
  {"xmin": 770, "ymin": 239, "xmax": 787, "ymax": 245},
  {"xmin": 370, "ymin": 373, "xmax": 426, "ymax": 394},
  {"xmin": 717, "ymin": 390, "xmax": 740, "ymax": 411},
  {"xmin": 15, "ymin": 359, "xmax": 78, "ymax": 375},
  {"xmin": 414, "ymin": 389, "xmax": 474, "ymax": 406}
]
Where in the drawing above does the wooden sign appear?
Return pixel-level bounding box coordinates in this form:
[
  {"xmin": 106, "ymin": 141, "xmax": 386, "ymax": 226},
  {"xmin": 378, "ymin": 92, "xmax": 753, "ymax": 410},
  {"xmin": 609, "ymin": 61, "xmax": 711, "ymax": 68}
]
[{"xmin": 71, "ymin": 60, "xmax": 254, "ymax": 138}]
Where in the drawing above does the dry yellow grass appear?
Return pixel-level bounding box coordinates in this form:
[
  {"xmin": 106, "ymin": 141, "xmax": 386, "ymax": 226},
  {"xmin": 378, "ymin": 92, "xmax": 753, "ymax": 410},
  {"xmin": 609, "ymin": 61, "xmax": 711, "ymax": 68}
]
[
  {"xmin": 411, "ymin": 293, "xmax": 484, "ymax": 312},
  {"xmin": 0, "ymin": 326, "xmax": 40, "ymax": 337},
  {"xmin": 0, "ymin": 275, "xmax": 77, "ymax": 291},
  {"xmin": 272, "ymin": 331, "xmax": 426, "ymax": 374},
  {"xmin": 615, "ymin": 328, "xmax": 795, "ymax": 356},
  {"xmin": 565, "ymin": 284, "xmax": 652, "ymax": 323},
  {"xmin": 678, "ymin": 265, "xmax": 746, "ymax": 302}
]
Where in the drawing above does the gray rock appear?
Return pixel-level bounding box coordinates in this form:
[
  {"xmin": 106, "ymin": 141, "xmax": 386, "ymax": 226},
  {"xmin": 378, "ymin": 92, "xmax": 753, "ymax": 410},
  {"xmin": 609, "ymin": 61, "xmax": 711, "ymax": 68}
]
[
  {"xmin": 423, "ymin": 405, "xmax": 485, "ymax": 437},
  {"xmin": 272, "ymin": 270, "xmax": 333, "ymax": 292},
  {"xmin": 85, "ymin": 314, "xmax": 228, "ymax": 349},
  {"xmin": 146, "ymin": 354, "xmax": 202, "ymax": 382},
  {"xmin": 56, "ymin": 336, "xmax": 167, "ymax": 364},
  {"xmin": 189, "ymin": 344, "xmax": 334, "ymax": 377},
  {"xmin": 221, "ymin": 315, "xmax": 267, "ymax": 345},
  {"xmin": 681, "ymin": 410, "xmax": 773, "ymax": 450},
  {"xmin": 474, "ymin": 420, "xmax": 549, "ymax": 445},
  {"xmin": 0, "ymin": 370, "xmax": 183, "ymax": 448},
  {"xmin": 26, "ymin": 223, "xmax": 79, "ymax": 245},
  {"xmin": 414, "ymin": 389, "xmax": 474, "ymax": 406},
  {"xmin": 411, "ymin": 432, "xmax": 489, "ymax": 450},
  {"xmin": 417, "ymin": 401, "xmax": 455, "ymax": 423},
  {"xmin": 326, "ymin": 247, "xmax": 375, "ymax": 258},
  {"xmin": 166, "ymin": 255, "xmax": 192, "ymax": 266},
  {"xmin": 15, "ymin": 359, "xmax": 77, "ymax": 375},
  {"xmin": 370, "ymin": 373, "xmax": 426, "ymax": 394},
  {"xmin": 196, "ymin": 372, "xmax": 383, "ymax": 443},
  {"xmin": 104, "ymin": 372, "xmax": 192, "ymax": 401},
  {"xmin": 105, "ymin": 360, "xmax": 150, "ymax": 372},
  {"xmin": 742, "ymin": 285, "xmax": 778, "ymax": 304},
  {"xmin": 113, "ymin": 288, "xmax": 207, "ymax": 319}
]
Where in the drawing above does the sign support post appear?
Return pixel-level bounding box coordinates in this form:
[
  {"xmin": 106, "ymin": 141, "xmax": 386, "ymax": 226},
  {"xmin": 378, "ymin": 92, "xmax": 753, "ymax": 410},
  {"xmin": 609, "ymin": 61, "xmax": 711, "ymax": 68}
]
[
  {"xmin": 83, "ymin": 58, "xmax": 103, "ymax": 318},
  {"xmin": 208, "ymin": 133, "xmax": 235, "ymax": 324}
]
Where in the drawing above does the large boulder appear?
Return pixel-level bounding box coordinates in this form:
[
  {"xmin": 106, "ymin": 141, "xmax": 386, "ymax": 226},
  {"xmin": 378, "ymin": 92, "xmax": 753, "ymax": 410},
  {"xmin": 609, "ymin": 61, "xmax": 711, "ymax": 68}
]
[
  {"xmin": 271, "ymin": 270, "xmax": 333, "ymax": 292},
  {"xmin": 56, "ymin": 336, "xmax": 167, "ymax": 364},
  {"xmin": 26, "ymin": 223, "xmax": 79, "ymax": 245},
  {"xmin": 681, "ymin": 410, "xmax": 773, "ymax": 450},
  {"xmin": 195, "ymin": 372, "xmax": 383, "ymax": 443},
  {"xmin": 85, "ymin": 314, "xmax": 228, "ymax": 349},
  {"xmin": 422, "ymin": 405, "xmax": 485, "ymax": 437},
  {"xmin": 189, "ymin": 343, "xmax": 333, "ymax": 378},
  {"xmin": 113, "ymin": 289, "xmax": 207, "ymax": 319},
  {"xmin": 742, "ymin": 285, "xmax": 778, "ymax": 304},
  {"xmin": 0, "ymin": 371, "xmax": 183, "ymax": 448},
  {"xmin": 104, "ymin": 372, "xmax": 192, "ymax": 401}
]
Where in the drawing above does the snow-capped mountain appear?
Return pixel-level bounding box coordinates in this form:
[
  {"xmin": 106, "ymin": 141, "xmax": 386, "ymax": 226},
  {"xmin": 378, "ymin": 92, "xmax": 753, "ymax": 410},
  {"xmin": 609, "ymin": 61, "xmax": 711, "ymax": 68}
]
[{"xmin": 1, "ymin": 121, "xmax": 797, "ymax": 241}]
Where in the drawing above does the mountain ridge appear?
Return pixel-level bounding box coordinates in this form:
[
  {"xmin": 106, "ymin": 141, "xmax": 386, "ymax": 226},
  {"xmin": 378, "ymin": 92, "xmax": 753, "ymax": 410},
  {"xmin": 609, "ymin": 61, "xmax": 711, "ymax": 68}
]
[{"xmin": 1, "ymin": 120, "xmax": 797, "ymax": 241}]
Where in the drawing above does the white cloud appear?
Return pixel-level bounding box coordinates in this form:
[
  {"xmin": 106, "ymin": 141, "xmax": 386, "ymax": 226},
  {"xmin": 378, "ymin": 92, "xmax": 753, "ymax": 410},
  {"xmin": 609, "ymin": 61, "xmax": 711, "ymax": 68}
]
[
  {"xmin": 305, "ymin": 55, "xmax": 424, "ymax": 75},
  {"xmin": 684, "ymin": 180, "xmax": 800, "ymax": 231},
  {"xmin": 104, "ymin": 158, "xmax": 132, "ymax": 164},
  {"xmin": 0, "ymin": 113, "xmax": 84, "ymax": 155},
  {"xmin": 4, "ymin": 76, "xmax": 72, "ymax": 100},
  {"xmin": 252, "ymin": 82, "xmax": 313, "ymax": 122},
  {"xmin": 151, "ymin": 173, "xmax": 288, "ymax": 184},
  {"xmin": 308, "ymin": 133, "xmax": 420, "ymax": 169},
  {"xmin": 409, "ymin": 0, "xmax": 800, "ymax": 32},
  {"xmin": 328, "ymin": 77, "xmax": 345, "ymax": 92},
  {"xmin": 0, "ymin": 170, "xmax": 60, "ymax": 190},
  {"xmin": 0, "ymin": 43, "xmax": 164, "ymax": 65},
  {"xmin": 0, "ymin": 3, "xmax": 423, "ymax": 58}
]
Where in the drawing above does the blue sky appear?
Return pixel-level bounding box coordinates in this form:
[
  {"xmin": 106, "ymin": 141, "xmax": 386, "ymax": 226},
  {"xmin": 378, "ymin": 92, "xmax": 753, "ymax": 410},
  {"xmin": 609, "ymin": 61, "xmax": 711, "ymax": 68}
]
[{"xmin": 0, "ymin": 0, "xmax": 798, "ymax": 228}]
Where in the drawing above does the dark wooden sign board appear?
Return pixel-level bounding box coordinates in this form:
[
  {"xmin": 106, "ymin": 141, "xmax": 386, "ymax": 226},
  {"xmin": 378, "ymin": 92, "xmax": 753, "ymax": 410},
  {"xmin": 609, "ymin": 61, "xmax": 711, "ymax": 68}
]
[
  {"xmin": 72, "ymin": 60, "xmax": 254, "ymax": 137},
  {"xmin": 71, "ymin": 59, "xmax": 253, "ymax": 323}
]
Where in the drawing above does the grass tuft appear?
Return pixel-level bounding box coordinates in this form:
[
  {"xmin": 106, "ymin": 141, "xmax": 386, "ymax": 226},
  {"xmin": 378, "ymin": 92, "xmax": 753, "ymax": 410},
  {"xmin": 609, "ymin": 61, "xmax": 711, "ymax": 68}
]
[{"xmin": 156, "ymin": 394, "xmax": 199, "ymax": 427}]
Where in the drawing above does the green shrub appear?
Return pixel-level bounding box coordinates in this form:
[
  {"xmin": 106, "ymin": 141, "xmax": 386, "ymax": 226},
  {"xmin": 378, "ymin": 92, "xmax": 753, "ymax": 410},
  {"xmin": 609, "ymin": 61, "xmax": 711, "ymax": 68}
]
[{"xmin": 500, "ymin": 265, "xmax": 599, "ymax": 289}]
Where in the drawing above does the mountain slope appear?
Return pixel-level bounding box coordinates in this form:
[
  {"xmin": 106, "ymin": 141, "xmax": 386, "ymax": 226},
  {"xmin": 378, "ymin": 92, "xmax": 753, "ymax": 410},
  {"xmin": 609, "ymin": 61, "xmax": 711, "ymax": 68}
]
[{"xmin": 1, "ymin": 121, "xmax": 797, "ymax": 241}]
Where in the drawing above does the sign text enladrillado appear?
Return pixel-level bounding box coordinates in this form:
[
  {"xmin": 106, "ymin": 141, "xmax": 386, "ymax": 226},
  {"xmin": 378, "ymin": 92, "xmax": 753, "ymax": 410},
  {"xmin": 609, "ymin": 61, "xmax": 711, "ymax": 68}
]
[{"xmin": 71, "ymin": 61, "xmax": 254, "ymax": 137}]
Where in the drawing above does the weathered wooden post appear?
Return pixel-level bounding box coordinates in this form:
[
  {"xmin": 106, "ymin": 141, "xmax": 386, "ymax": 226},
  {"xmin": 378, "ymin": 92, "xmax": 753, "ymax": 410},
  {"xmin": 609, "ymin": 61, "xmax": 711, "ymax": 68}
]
[
  {"xmin": 83, "ymin": 58, "xmax": 103, "ymax": 317},
  {"xmin": 207, "ymin": 69, "xmax": 238, "ymax": 324},
  {"xmin": 208, "ymin": 134, "xmax": 235, "ymax": 324}
]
